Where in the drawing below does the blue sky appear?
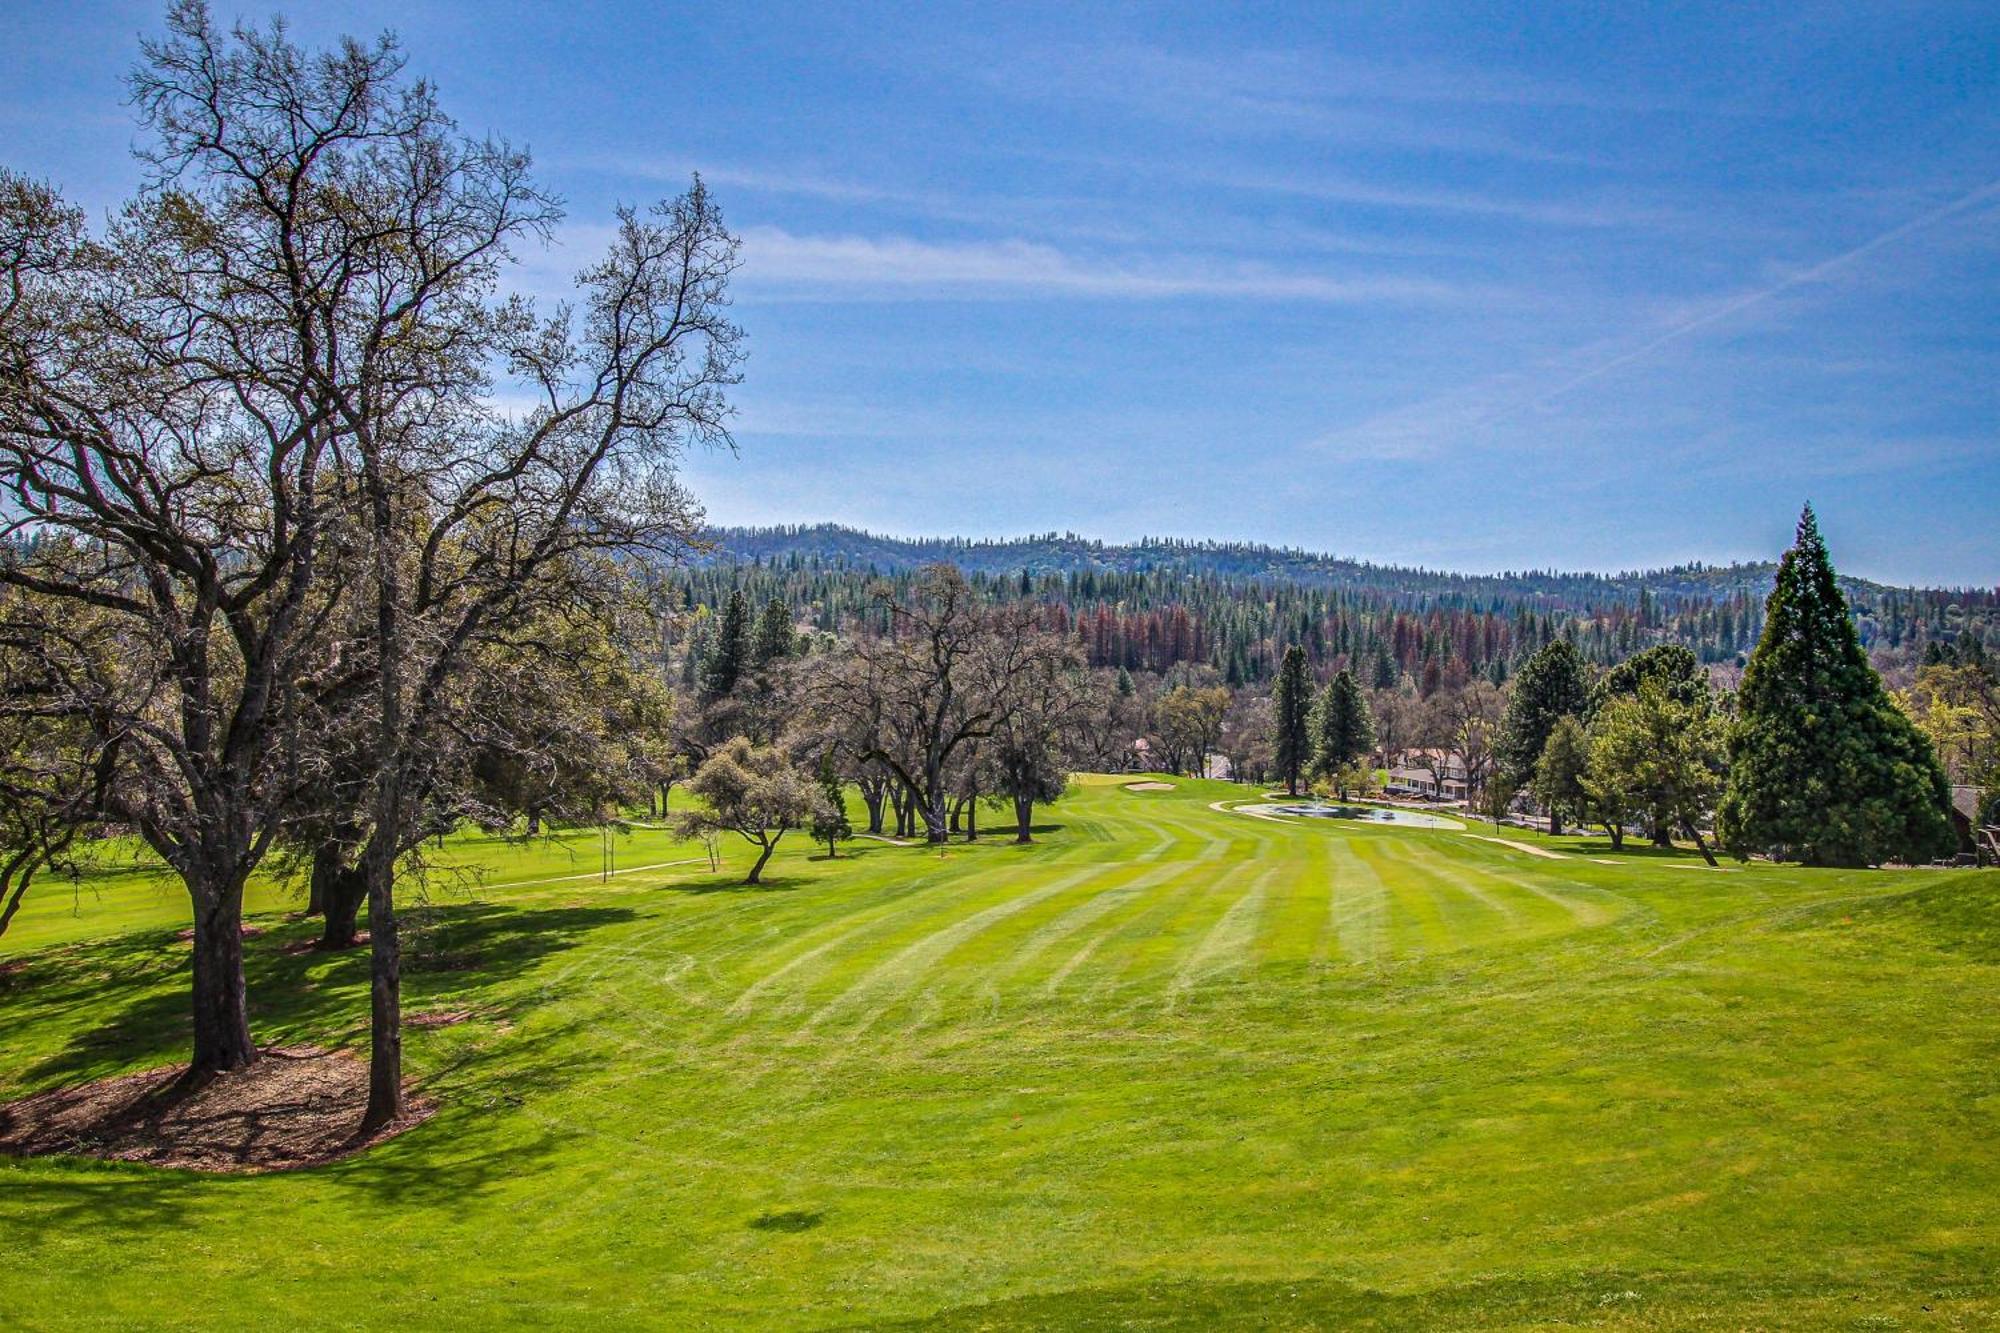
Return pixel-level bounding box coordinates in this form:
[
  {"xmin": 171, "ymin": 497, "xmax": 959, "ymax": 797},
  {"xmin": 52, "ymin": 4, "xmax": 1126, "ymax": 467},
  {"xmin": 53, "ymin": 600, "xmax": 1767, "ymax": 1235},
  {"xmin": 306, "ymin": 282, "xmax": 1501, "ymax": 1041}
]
[{"xmin": 4, "ymin": 3, "xmax": 1997, "ymax": 584}]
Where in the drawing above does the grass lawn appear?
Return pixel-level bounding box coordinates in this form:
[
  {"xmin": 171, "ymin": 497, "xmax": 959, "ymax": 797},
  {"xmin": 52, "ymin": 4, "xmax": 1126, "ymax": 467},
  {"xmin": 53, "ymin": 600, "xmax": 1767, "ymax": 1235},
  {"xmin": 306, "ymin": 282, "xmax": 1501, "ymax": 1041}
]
[{"xmin": 2, "ymin": 775, "xmax": 1996, "ymax": 1328}]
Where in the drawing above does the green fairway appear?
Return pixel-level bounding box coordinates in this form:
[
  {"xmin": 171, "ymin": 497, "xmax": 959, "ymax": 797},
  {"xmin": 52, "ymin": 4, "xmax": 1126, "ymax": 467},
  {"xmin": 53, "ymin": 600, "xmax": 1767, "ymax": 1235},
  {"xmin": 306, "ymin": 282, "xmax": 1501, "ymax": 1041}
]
[{"xmin": 2, "ymin": 776, "xmax": 1996, "ymax": 1328}]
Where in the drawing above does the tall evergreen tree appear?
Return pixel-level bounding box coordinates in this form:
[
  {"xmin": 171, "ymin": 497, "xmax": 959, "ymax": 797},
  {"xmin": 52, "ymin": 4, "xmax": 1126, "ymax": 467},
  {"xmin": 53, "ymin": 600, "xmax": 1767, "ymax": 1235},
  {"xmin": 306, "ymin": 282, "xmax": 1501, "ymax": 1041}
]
[
  {"xmin": 702, "ymin": 588, "xmax": 751, "ymax": 697},
  {"xmin": 1497, "ymin": 640, "xmax": 1589, "ymax": 788},
  {"xmin": 1371, "ymin": 644, "xmax": 1397, "ymax": 690},
  {"xmin": 1310, "ymin": 669, "xmax": 1374, "ymax": 796},
  {"xmin": 751, "ymin": 596, "xmax": 794, "ymax": 668},
  {"xmin": 1271, "ymin": 645, "xmax": 1312, "ymax": 795},
  {"xmin": 1717, "ymin": 506, "xmax": 1955, "ymax": 866}
]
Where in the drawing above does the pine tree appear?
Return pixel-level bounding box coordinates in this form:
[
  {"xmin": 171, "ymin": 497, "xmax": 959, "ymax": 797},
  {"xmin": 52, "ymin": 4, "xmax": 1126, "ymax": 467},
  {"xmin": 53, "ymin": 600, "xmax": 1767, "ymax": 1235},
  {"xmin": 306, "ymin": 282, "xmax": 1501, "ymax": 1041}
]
[
  {"xmin": 1496, "ymin": 640, "xmax": 1589, "ymax": 789},
  {"xmin": 1588, "ymin": 643, "xmax": 1708, "ymax": 721},
  {"xmin": 1371, "ymin": 644, "xmax": 1397, "ymax": 690},
  {"xmin": 1587, "ymin": 680, "xmax": 1726, "ymax": 859},
  {"xmin": 702, "ymin": 588, "xmax": 750, "ymax": 697},
  {"xmin": 1717, "ymin": 506, "xmax": 1955, "ymax": 866},
  {"xmin": 751, "ymin": 596, "xmax": 794, "ymax": 668},
  {"xmin": 1310, "ymin": 669, "xmax": 1374, "ymax": 797},
  {"xmin": 1271, "ymin": 645, "xmax": 1312, "ymax": 795},
  {"xmin": 1531, "ymin": 715, "xmax": 1591, "ymax": 837}
]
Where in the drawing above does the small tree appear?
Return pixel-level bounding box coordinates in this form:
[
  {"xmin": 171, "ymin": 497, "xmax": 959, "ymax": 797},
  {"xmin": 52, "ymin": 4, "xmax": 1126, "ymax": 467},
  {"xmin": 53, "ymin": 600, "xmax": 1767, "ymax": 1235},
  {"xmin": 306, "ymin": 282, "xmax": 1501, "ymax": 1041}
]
[
  {"xmin": 1587, "ymin": 681, "xmax": 1726, "ymax": 863},
  {"xmin": 1531, "ymin": 715, "xmax": 1591, "ymax": 837},
  {"xmin": 675, "ymin": 737, "xmax": 826, "ymax": 884},
  {"xmin": 809, "ymin": 751, "xmax": 852, "ymax": 857},
  {"xmin": 1580, "ymin": 732, "xmax": 1635, "ymax": 852}
]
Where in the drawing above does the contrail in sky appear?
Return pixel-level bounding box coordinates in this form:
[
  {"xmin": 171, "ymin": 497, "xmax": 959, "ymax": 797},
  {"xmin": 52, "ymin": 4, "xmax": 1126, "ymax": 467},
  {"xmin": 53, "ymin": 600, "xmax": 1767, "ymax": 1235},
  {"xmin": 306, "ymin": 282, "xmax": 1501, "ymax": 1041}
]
[{"xmin": 1533, "ymin": 175, "xmax": 2000, "ymax": 407}]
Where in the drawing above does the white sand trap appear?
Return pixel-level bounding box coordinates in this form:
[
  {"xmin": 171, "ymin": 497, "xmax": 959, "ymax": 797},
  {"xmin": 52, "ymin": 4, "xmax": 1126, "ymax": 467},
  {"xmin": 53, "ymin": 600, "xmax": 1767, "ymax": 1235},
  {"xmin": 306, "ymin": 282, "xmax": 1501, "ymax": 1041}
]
[
  {"xmin": 1467, "ymin": 835, "xmax": 1570, "ymax": 860},
  {"xmin": 1591, "ymin": 858, "xmax": 1622, "ymax": 865},
  {"xmin": 1124, "ymin": 781, "xmax": 1175, "ymax": 792}
]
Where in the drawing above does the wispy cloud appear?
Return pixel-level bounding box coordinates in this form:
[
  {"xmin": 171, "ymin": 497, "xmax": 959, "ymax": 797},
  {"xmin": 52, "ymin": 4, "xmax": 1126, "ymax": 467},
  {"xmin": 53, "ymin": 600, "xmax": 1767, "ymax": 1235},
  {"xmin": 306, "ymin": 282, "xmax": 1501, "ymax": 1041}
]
[
  {"xmin": 968, "ymin": 42, "xmax": 1657, "ymax": 165},
  {"xmin": 736, "ymin": 226, "xmax": 1491, "ymax": 304},
  {"xmin": 1313, "ymin": 175, "xmax": 2000, "ymax": 456},
  {"xmin": 1530, "ymin": 176, "xmax": 2000, "ymax": 403}
]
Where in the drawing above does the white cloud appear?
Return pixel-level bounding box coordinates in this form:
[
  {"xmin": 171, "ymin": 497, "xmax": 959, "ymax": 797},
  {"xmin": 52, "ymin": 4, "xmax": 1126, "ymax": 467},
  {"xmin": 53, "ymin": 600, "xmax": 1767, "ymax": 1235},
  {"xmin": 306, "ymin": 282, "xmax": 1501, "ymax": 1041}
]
[{"xmin": 736, "ymin": 226, "xmax": 1487, "ymax": 304}]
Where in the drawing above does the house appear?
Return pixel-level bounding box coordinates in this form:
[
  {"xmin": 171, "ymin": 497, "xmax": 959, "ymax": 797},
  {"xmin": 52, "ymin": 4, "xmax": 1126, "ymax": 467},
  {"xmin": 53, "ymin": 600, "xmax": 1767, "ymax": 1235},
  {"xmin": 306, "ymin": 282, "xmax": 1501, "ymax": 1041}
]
[
  {"xmin": 1950, "ymin": 785, "xmax": 1979, "ymax": 846},
  {"xmin": 1382, "ymin": 748, "xmax": 1469, "ymax": 803}
]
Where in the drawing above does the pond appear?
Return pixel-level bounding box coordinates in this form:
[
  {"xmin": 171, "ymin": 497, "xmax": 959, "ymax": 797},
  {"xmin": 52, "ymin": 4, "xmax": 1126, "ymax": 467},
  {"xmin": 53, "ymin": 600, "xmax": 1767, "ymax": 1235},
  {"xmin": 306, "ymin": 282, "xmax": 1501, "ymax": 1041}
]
[{"xmin": 1270, "ymin": 804, "xmax": 1466, "ymax": 830}]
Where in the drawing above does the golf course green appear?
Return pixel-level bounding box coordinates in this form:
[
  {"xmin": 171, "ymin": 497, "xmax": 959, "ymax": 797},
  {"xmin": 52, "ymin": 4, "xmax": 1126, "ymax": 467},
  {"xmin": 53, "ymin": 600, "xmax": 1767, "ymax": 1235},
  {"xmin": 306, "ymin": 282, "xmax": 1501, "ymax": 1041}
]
[{"xmin": 2, "ymin": 775, "xmax": 1995, "ymax": 1328}]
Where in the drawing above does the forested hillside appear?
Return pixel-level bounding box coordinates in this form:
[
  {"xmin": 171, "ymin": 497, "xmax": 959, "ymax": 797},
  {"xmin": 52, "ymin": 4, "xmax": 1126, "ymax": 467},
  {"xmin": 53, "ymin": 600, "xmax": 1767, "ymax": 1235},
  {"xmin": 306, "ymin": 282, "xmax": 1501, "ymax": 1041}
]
[{"xmin": 670, "ymin": 525, "xmax": 1998, "ymax": 687}]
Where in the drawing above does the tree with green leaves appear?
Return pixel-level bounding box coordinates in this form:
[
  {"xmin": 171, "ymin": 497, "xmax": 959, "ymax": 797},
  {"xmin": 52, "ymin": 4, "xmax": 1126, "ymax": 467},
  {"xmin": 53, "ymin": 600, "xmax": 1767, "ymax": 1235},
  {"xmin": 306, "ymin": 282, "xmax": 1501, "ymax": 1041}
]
[
  {"xmin": 1497, "ymin": 640, "xmax": 1590, "ymax": 796},
  {"xmin": 1586, "ymin": 680, "xmax": 1726, "ymax": 862},
  {"xmin": 1310, "ymin": 669, "xmax": 1374, "ymax": 797},
  {"xmin": 703, "ymin": 588, "xmax": 751, "ymax": 697},
  {"xmin": 1271, "ymin": 645, "xmax": 1313, "ymax": 795},
  {"xmin": 1717, "ymin": 507, "xmax": 1955, "ymax": 866},
  {"xmin": 809, "ymin": 751, "xmax": 852, "ymax": 857},
  {"xmin": 1531, "ymin": 715, "xmax": 1591, "ymax": 839},
  {"xmin": 1588, "ymin": 643, "xmax": 1709, "ymax": 721},
  {"xmin": 676, "ymin": 737, "xmax": 828, "ymax": 884},
  {"xmin": 752, "ymin": 596, "xmax": 795, "ymax": 669}
]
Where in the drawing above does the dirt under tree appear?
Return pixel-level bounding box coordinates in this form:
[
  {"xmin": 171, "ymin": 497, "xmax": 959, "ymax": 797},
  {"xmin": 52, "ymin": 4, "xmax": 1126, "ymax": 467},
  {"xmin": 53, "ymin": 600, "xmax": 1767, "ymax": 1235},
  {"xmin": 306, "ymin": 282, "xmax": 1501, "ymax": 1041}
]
[{"xmin": 0, "ymin": 1047, "xmax": 431, "ymax": 1173}]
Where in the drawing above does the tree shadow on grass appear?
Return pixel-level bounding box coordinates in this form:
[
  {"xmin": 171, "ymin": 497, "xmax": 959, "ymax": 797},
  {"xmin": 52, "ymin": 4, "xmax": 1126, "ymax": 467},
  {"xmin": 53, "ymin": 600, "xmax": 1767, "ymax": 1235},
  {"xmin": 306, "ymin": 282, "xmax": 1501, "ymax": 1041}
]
[
  {"xmin": 0, "ymin": 1156, "xmax": 201, "ymax": 1241},
  {"xmin": 657, "ymin": 874, "xmax": 808, "ymax": 895},
  {"xmin": 8, "ymin": 903, "xmax": 639, "ymax": 1096}
]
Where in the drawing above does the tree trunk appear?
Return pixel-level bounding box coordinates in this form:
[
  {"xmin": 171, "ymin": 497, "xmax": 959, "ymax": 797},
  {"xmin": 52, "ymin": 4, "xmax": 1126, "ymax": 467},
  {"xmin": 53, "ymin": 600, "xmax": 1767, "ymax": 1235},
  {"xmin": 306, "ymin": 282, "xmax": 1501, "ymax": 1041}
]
[
  {"xmin": 361, "ymin": 843, "xmax": 402, "ymax": 1131},
  {"xmin": 525, "ymin": 809, "xmax": 541, "ymax": 836},
  {"xmin": 1684, "ymin": 820, "xmax": 1719, "ymax": 867},
  {"xmin": 313, "ymin": 843, "xmax": 367, "ymax": 950},
  {"xmin": 1606, "ymin": 822, "xmax": 1625, "ymax": 851},
  {"xmin": 861, "ymin": 779, "xmax": 886, "ymax": 834},
  {"xmin": 949, "ymin": 797, "xmax": 963, "ymax": 834},
  {"xmin": 1549, "ymin": 808, "xmax": 1565, "ymax": 837},
  {"xmin": 746, "ymin": 835, "xmax": 778, "ymax": 884},
  {"xmin": 965, "ymin": 800, "xmax": 978, "ymax": 842},
  {"xmin": 187, "ymin": 878, "xmax": 258, "ymax": 1077},
  {"xmin": 1014, "ymin": 795, "xmax": 1034, "ymax": 843}
]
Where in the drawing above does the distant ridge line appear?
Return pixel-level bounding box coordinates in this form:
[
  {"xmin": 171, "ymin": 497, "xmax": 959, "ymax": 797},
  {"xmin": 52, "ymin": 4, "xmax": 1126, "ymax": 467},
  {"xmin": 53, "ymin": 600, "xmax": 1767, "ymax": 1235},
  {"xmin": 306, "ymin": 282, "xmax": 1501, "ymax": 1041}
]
[{"xmin": 694, "ymin": 522, "xmax": 1981, "ymax": 600}]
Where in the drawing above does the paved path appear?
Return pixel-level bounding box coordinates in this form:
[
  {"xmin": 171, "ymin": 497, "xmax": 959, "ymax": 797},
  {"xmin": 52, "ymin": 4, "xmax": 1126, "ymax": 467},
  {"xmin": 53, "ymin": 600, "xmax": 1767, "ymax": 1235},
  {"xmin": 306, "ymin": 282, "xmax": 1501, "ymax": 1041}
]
[{"xmin": 1466, "ymin": 835, "xmax": 1570, "ymax": 860}]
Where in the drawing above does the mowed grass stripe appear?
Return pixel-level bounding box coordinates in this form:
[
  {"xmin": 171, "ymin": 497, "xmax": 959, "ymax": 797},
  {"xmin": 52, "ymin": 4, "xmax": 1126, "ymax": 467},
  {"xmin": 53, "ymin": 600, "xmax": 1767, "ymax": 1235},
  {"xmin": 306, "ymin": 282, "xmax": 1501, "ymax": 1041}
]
[
  {"xmin": 1165, "ymin": 862, "xmax": 1282, "ymax": 1007},
  {"xmin": 1091, "ymin": 852, "xmax": 1270, "ymax": 1009},
  {"xmin": 835, "ymin": 860, "xmax": 1164, "ymax": 1039},
  {"xmin": 798, "ymin": 864, "xmax": 1114, "ymax": 1037},
  {"xmin": 1320, "ymin": 835, "xmax": 1392, "ymax": 964},
  {"xmin": 1449, "ymin": 854, "xmax": 1629, "ymax": 932},
  {"xmin": 1253, "ymin": 826, "xmax": 1335, "ymax": 968},
  {"xmin": 1066, "ymin": 851, "xmax": 1238, "ymax": 1006}
]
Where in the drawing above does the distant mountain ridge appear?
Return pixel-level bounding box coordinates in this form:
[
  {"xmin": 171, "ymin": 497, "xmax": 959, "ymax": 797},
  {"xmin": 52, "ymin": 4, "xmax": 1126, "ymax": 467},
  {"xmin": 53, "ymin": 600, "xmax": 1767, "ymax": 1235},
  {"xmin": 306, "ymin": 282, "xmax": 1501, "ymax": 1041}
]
[{"xmin": 698, "ymin": 523, "xmax": 1954, "ymax": 604}]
